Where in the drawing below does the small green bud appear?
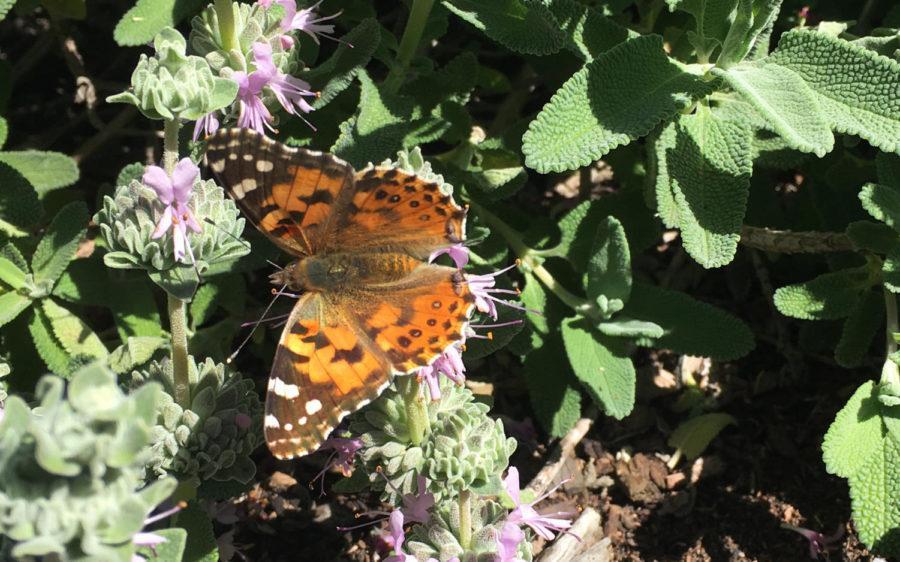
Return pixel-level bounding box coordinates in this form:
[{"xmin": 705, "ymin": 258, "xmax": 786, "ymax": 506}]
[{"xmin": 108, "ymin": 27, "xmax": 237, "ymax": 121}]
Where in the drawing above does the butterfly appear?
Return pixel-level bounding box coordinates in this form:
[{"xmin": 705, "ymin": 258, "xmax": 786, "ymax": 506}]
[{"xmin": 205, "ymin": 128, "xmax": 475, "ymax": 459}]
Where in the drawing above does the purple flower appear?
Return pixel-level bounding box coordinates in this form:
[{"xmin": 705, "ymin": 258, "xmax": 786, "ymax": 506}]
[
  {"xmin": 251, "ymin": 43, "xmax": 317, "ymax": 123},
  {"xmin": 782, "ymin": 524, "xmax": 844, "ymax": 559},
  {"xmin": 143, "ymin": 159, "xmax": 202, "ymax": 263},
  {"xmin": 466, "ymin": 262, "xmax": 523, "ymax": 321},
  {"xmin": 232, "ymin": 64, "xmax": 275, "ymax": 134},
  {"xmin": 418, "ymin": 344, "xmax": 465, "ymax": 400},
  {"xmin": 192, "ymin": 110, "xmax": 220, "ymax": 141},
  {"xmin": 384, "ymin": 510, "xmax": 416, "ymax": 562},
  {"xmin": 259, "ymin": 0, "xmax": 342, "ymax": 48},
  {"xmin": 400, "ymin": 475, "xmax": 435, "ymax": 524},
  {"xmin": 316, "ymin": 436, "xmax": 363, "ymax": 478},
  {"xmin": 429, "ymin": 242, "xmax": 469, "ymax": 269},
  {"xmin": 495, "ymin": 522, "xmax": 527, "ymax": 562},
  {"xmin": 502, "ymin": 466, "xmax": 575, "ymax": 541}
]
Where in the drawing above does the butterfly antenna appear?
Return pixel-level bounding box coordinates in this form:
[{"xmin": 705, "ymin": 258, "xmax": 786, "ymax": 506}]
[
  {"xmin": 227, "ymin": 282, "xmax": 290, "ymax": 364},
  {"xmin": 202, "ymin": 217, "xmax": 284, "ymax": 271}
]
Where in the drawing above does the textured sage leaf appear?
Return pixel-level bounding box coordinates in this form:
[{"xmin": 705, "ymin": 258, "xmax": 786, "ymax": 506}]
[
  {"xmin": 846, "ymin": 221, "xmax": 899, "ymax": 254},
  {"xmin": 561, "ymin": 317, "xmax": 635, "ymax": 419},
  {"xmin": 666, "ymin": 0, "xmax": 738, "ymax": 60},
  {"xmin": 884, "ymin": 249, "xmax": 900, "ymax": 293},
  {"xmin": 0, "ymin": 255, "xmax": 26, "ymax": 290},
  {"xmin": 769, "ymin": 30, "xmax": 900, "ymax": 155},
  {"xmin": 544, "ymin": 0, "xmax": 635, "ymax": 60},
  {"xmin": 717, "ymin": 0, "xmax": 781, "ymax": 68},
  {"xmin": 664, "ymin": 107, "xmax": 752, "ymax": 268},
  {"xmin": 29, "ymin": 303, "xmax": 72, "ymax": 375},
  {"xmin": 774, "ymin": 266, "xmax": 873, "ymax": 320},
  {"xmin": 31, "ymin": 201, "xmax": 88, "ymax": 288},
  {"xmin": 668, "ymin": 412, "xmax": 736, "ymax": 461},
  {"xmin": 108, "ymin": 337, "xmax": 167, "ymax": 375},
  {"xmin": 650, "ymin": 122, "xmax": 679, "ymax": 227},
  {"xmin": 0, "ymin": 0, "xmax": 14, "ymax": 22},
  {"xmin": 442, "ymin": 0, "xmax": 566, "ymax": 55},
  {"xmin": 713, "ymin": 62, "xmax": 834, "ymax": 157},
  {"xmin": 0, "ymin": 161, "xmax": 42, "ymax": 237},
  {"xmin": 0, "ymin": 115, "xmax": 6, "ymax": 148},
  {"xmin": 823, "ymin": 381, "xmax": 884, "ymax": 478},
  {"xmin": 595, "ymin": 318, "xmax": 663, "ymax": 339},
  {"xmin": 523, "ymin": 34, "xmax": 713, "ymax": 173},
  {"xmin": 301, "ymin": 18, "xmax": 380, "ymax": 108},
  {"xmin": 42, "ymin": 299, "xmax": 108, "ymax": 362},
  {"xmin": 836, "ymin": 289, "xmax": 882, "ymax": 368},
  {"xmin": 113, "ymin": 0, "xmax": 206, "ymax": 46},
  {"xmin": 861, "ymin": 182, "xmax": 900, "ymax": 231},
  {"xmin": 149, "ymin": 264, "xmax": 200, "ymax": 302},
  {"xmin": 522, "ymin": 336, "xmax": 583, "ymax": 438},
  {"xmin": 179, "ymin": 503, "xmax": 219, "ymax": 562},
  {"xmin": 848, "ymin": 432, "xmax": 900, "ymax": 557},
  {"xmin": 0, "ymin": 292, "xmax": 31, "ymax": 327},
  {"xmin": 623, "ymin": 281, "xmax": 754, "ymax": 360},
  {"xmin": 585, "ymin": 216, "xmax": 631, "ymax": 304},
  {"xmin": 0, "ymin": 150, "xmax": 79, "ymax": 195}
]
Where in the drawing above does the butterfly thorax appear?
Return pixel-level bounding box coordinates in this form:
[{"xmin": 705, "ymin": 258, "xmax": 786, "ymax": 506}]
[{"xmin": 271, "ymin": 252, "xmax": 423, "ymax": 293}]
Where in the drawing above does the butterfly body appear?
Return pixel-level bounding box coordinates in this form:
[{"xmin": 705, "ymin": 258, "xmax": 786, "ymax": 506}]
[{"xmin": 206, "ymin": 128, "xmax": 474, "ymax": 459}]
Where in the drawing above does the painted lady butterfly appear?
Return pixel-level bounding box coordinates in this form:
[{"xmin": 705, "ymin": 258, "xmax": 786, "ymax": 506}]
[{"xmin": 206, "ymin": 128, "xmax": 475, "ymax": 459}]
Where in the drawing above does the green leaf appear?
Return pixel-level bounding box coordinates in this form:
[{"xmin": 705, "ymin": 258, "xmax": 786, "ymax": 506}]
[
  {"xmin": 0, "ymin": 115, "xmax": 7, "ymax": 148},
  {"xmin": 41, "ymin": 299, "xmax": 108, "ymax": 362},
  {"xmin": 301, "ymin": 18, "xmax": 380, "ymax": 108},
  {"xmin": 31, "ymin": 201, "xmax": 88, "ymax": 287},
  {"xmin": 668, "ymin": 412, "xmax": 736, "ymax": 461},
  {"xmin": 585, "ymin": 216, "xmax": 631, "ymax": 303},
  {"xmin": 878, "ymin": 153, "xmax": 900, "ymax": 188},
  {"xmin": 442, "ymin": 0, "xmax": 566, "ymax": 55},
  {"xmin": 664, "ymin": 107, "xmax": 752, "ymax": 268},
  {"xmin": 116, "ymin": 162, "xmax": 145, "ymax": 187},
  {"xmin": 0, "ymin": 150, "xmax": 79, "ymax": 195},
  {"xmin": 774, "ymin": 266, "xmax": 874, "ymax": 320},
  {"xmin": 848, "ymin": 432, "xmax": 900, "ymax": 557},
  {"xmin": 42, "ymin": 0, "xmax": 87, "ymax": 19},
  {"xmin": 463, "ymin": 302, "xmax": 524, "ymax": 360},
  {"xmin": 0, "ymin": 160, "xmax": 42, "ymax": 237},
  {"xmin": 712, "ymin": 61, "xmax": 833, "ymax": 157},
  {"xmin": 861, "ymin": 181, "xmax": 900, "ymax": 231},
  {"xmin": 561, "ymin": 317, "xmax": 635, "ymax": 419},
  {"xmin": 108, "ymin": 336, "xmax": 167, "ymax": 374},
  {"xmin": 544, "ymin": 0, "xmax": 635, "ymax": 60},
  {"xmin": 667, "ymin": 0, "xmax": 738, "ymax": 60},
  {"xmin": 149, "ymin": 263, "xmax": 199, "ymax": 301},
  {"xmin": 0, "ymin": 255, "xmax": 26, "ymax": 289},
  {"xmin": 623, "ymin": 281, "xmax": 755, "ymax": 360},
  {"xmin": 846, "ymin": 221, "xmax": 899, "ymax": 254},
  {"xmin": 137, "ymin": 528, "xmax": 187, "ymax": 562},
  {"xmin": 884, "ymin": 249, "xmax": 900, "ymax": 293},
  {"xmin": 0, "ymin": 0, "xmax": 14, "ymax": 23},
  {"xmin": 522, "ymin": 336, "xmax": 582, "ymax": 437},
  {"xmin": 595, "ymin": 318, "xmax": 664, "ymax": 339},
  {"xmin": 113, "ymin": 0, "xmax": 206, "ymax": 47},
  {"xmin": 717, "ymin": 0, "xmax": 782, "ymax": 68},
  {"xmin": 0, "ymin": 291, "xmax": 31, "ymax": 327},
  {"xmin": 823, "ymin": 381, "xmax": 885, "ymax": 478},
  {"xmin": 835, "ymin": 289, "xmax": 882, "ymax": 368},
  {"xmin": 650, "ymin": 122, "xmax": 680, "ymax": 227},
  {"xmin": 523, "ymin": 34, "xmax": 713, "ymax": 173},
  {"xmin": 179, "ymin": 503, "xmax": 219, "ymax": 562},
  {"xmin": 768, "ymin": 30, "xmax": 900, "ymax": 155},
  {"xmin": 29, "ymin": 304, "xmax": 72, "ymax": 375}
]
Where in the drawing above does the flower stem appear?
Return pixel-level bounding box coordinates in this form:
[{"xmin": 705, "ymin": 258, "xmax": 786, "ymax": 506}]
[
  {"xmin": 383, "ymin": 0, "xmax": 434, "ymax": 93},
  {"xmin": 168, "ymin": 294, "xmax": 192, "ymax": 408},
  {"xmin": 469, "ymin": 200, "xmax": 593, "ymax": 316},
  {"xmin": 459, "ymin": 489, "xmax": 473, "ymax": 550},
  {"xmin": 881, "ymin": 287, "xmax": 899, "ymax": 387},
  {"xmin": 214, "ymin": 0, "xmax": 237, "ymax": 53},
  {"xmin": 397, "ymin": 375, "xmax": 428, "ymax": 445},
  {"xmin": 162, "ymin": 118, "xmax": 180, "ymax": 174}
]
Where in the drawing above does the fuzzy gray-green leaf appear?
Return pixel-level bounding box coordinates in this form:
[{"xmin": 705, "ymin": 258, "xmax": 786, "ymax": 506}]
[
  {"xmin": 774, "ymin": 266, "xmax": 873, "ymax": 320},
  {"xmin": 586, "ymin": 216, "xmax": 631, "ymax": 304},
  {"xmin": 114, "ymin": 0, "xmax": 206, "ymax": 46},
  {"xmin": 0, "ymin": 161, "xmax": 42, "ymax": 237},
  {"xmin": 523, "ymin": 34, "xmax": 713, "ymax": 173},
  {"xmin": 301, "ymin": 18, "xmax": 380, "ymax": 108},
  {"xmin": 665, "ymin": 107, "xmax": 752, "ymax": 268},
  {"xmin": 0, "ymin": 150, "xmax": 79, "ymax": 196},
  {"xmin": 442, "ymin": 0, "xmax": 566, "ymax": 55},
  {"xmin": 561, "ymin": 317, "xmax": 635, "ymax": 419},
  {"xmin": 848, "ymin": 431, "xmax": 900, "ymax": 556},
  {"xmin": 836, "ymin": 289, "xmax": 882, "ymax": 368},
  {"xmin": 31, "ymin": 201, "xmax": 88, "ymax": 287},
  {"xmin": 522, "ymin": 336, "xmax": 582, "ymax": 437},
  {"xmin": 769, "ymin": 30, "xmax": 900, "ymax": 155},
  {"xmin": 544, "ymin": 0, "xmax": 635, "ymax": 60},
  {"xmin": 713, "ymin": 61, "xmax": 834, "ymax": 157}
]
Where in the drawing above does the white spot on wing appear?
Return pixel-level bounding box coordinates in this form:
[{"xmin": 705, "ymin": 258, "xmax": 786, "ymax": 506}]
[
  {"xmin": 264, "ymin": 414, "xmax": 280, "ymax": 428},
  {"xmin": 272, "ymin": 378, "xmax": 300, "ymax": 399},
  {"xmin": 305, "ymin": 399, "xmax": 322, "ymax": 415},
  {"xmin": 256, "ymin": 160, "xmax": 274, "ymax": 172}
]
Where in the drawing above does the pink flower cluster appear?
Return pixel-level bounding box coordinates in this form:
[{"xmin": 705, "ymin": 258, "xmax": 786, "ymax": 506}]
[{"xmin": 143, "ymin": 158, "xmax": 202, "ymax": 263}]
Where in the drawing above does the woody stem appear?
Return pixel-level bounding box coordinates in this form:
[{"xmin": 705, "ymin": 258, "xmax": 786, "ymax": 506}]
[
  {"xmin": 384, "ymin": 0, "xmax": 434, "ymax": 93},
  {"xmin": 397, "ymin": 375, "xmax": 429, "ymax": 446},
  {"xmin": 163, "ymin": 118, "xmax": 191, "ymax": 409}
]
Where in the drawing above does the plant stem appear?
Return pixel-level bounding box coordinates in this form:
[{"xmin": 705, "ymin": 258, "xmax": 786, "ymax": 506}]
[
  {"xmin": 458, "ymin": 489, "xmax": 473, "ymax": 550},
  {"xmin": 168, "ymin": 294, "xmax": 192, "ymax": 408},
  {"xmin": 383, "ymin": 0, "xmax": 434, "ymax": 93},
  {"xmin": 881, "ymin": 287, "xmax": 899, "ymax": 386},
  {"xmin": 162, "ymin": 118, "xmax": 191, "ymax": 408},
  {"xmin": 163, "ymin": 118, "xmax": 180, "ymax": 174},
  {"xmin": 470, "ymin": 200, "xmax": 592, "ymax": 315},
  {"xmin": 214, "ymin": 0, "xmax": 237, "ymax": 53},
  {"xmin": 397, "ymin": 375, "xmax": 428, "ymax": 445}
]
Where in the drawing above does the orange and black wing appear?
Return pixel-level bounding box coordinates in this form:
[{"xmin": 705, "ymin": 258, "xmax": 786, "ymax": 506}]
[
  {"xmin": 205, "ymin": 128, "xmax": 355, "ymax": 256},
  {"xmin": 264, "ymin": 265, "xmax": 475, "ymax": 459}
]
